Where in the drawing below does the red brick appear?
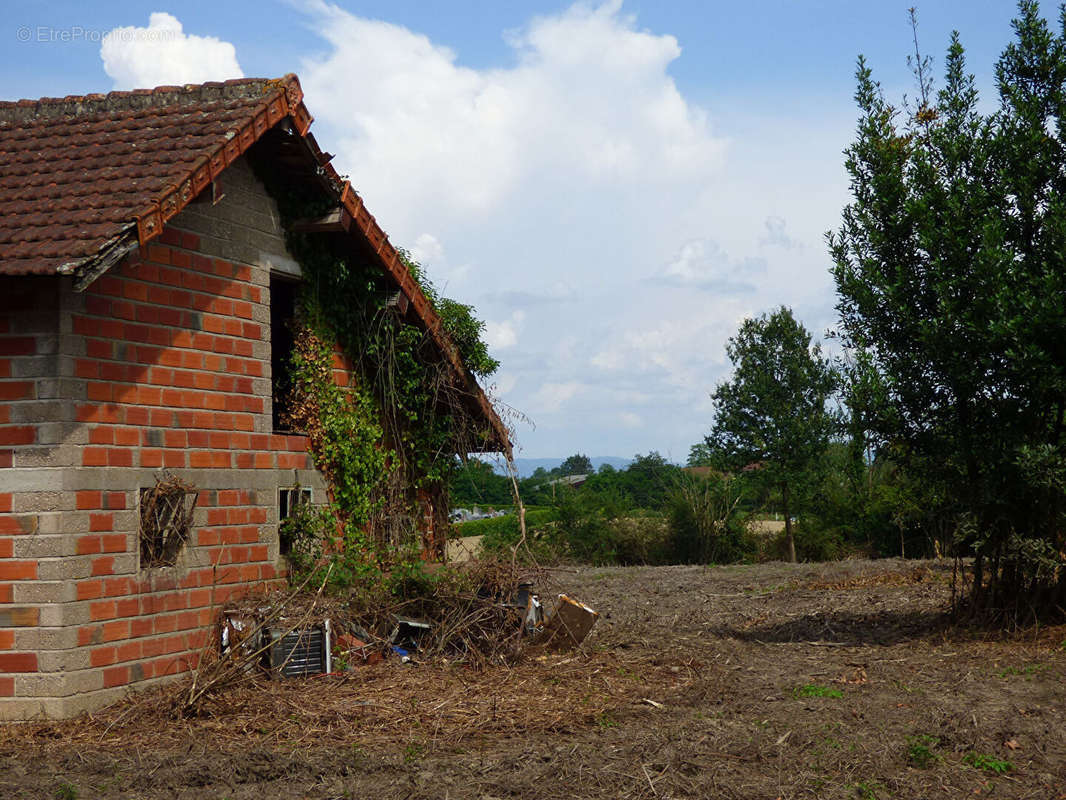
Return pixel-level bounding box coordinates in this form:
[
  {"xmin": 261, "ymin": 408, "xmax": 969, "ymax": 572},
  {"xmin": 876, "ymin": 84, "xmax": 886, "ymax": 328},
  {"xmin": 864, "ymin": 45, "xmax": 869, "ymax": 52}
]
[
  {"xmin": 102, "ymin": 665, "xmax": 129, "ymax": 688},
  {"xmin": 107, "ymin": 448, "xmax": 134, "ymax": 467},
  {"xmin": 0, "ymin": 516, "xmax": 32, "ymax": 535},
  {"xmin": 0, "ymin": 561, "xmax": 36, "ymax": 580},
  {"xmin": 76, "ymin": 579, "xmax": 104, "ymax": 600},
  {"xmin": 130, "ymin": 618, "xmax": 153, "ymax": 638},
  {"xmin": 76, "ymin": 490, "xmax": 102, "ymax": 510},
  {"xmin": 86, "ymin": 339, "xmax": 112, "ymax": 359},
  {"xmin": 101, "ymin": 534, "xmax": 127, "ymax": 553},
  {"xmin": 0, "ymin": 426, "xmax": 35, "ymax": 445},
  {"xmin": 89, "ymin": 512, "xmax": 113, "ymax": 532},
  {"xmin": 116, "ymin": 597, "xmax": 139, "ymax": 617},
  {"xmin": 0, "ymin": 630, "xmax": 13, "ymax": 649},
  {"xmin": 0, "ymin": 337, "xmax": 34, "ymax": 356},
  {"xmin": 77, "ymin": 535, "xmax": 102, "ymax": 555},
  {"xmin": 83, "ymin": 448, "xmax": 108, "ymax": 467},
  {"xmin": 90, "ymin": 601, "xmax": 117, "ymax": 621},
  {"xmin": 0, "ymin": 381, "xmax": 33, "ymax": 401},
  {"xmin": 0, "ymin": 494, "xmax": 10, "ymax": 513},
  {"xmin": 115, "ymin": 640, "xmax": 141, "ymax": 663},
  {"xmin": 0, "ymin": 677, "xmax": 12, "ymax": 696},
  {"xmin": 90, "ymin": 646, "xmax": 117, "ymax": 667},
  {"xmin": 88, "ymin": 427, "xmax": 114, "ymax": 445},
  {"xmin": 91, "ymin": 556, "xmax": 115, "ymax": 576},
  {"xmin": 0, "ymin": 653, "xmax": 37, "ymax": 672},
  {"xmin": 127, "ymin": 406, "xmax": 151, "ymax": 425},
  {"xmin": 0, "ymin": 539, "xmax": 11, "ymax": 558},
  {"xmin": 102, "ymin": 620, "xmax": 130, "ymax": 642}
]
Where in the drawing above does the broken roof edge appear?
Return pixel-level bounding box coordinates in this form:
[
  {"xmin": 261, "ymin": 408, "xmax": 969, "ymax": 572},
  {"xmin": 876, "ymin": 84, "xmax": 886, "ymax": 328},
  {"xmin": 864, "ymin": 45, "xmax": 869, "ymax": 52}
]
[{"xmin": 269, "ymin": 90, "xmax": 512, "ymax": 456}]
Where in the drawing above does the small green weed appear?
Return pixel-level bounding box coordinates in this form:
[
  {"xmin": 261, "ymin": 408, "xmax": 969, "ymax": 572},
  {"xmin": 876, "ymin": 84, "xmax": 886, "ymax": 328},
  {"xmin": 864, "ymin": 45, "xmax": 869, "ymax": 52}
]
[
  {"xmin": 997, "ymin": 663, "xmax": 1047, "ymax": 678},
  {"xmin": 595, "ymin": 712, "xmax": 618, "ymax": 728},
  {"xmin": 54, "ymin": 783, "xmax": 78, "ymax": 800},
  {"xmin": 402, "ymin": 741, "xmax": 424, "ymax": 763},
  {"xmin": 793, "ymin": 684, "xmax": 843, "ymax": 699},
  {"xmin": 964, "ymin": 752, "xmax": 1012, "ymax": 774},
  {"xmin": 905, "ymin": 734, "xmax": 941, "ymax": 768}
]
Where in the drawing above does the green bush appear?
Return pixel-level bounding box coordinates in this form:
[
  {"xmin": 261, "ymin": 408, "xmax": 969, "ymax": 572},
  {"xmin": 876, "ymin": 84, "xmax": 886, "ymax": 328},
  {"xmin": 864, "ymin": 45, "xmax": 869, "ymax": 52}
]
[
  {"xmin": 466, "ymin": 508, "xmax": 560, "ymax": 562},
  {"xmin": 666, "ymin": 473, "xmax": 753, "ymax": 564},
  {"xmin": 611, "ymin": 513, "xmax": 672, "ymax": 565}
]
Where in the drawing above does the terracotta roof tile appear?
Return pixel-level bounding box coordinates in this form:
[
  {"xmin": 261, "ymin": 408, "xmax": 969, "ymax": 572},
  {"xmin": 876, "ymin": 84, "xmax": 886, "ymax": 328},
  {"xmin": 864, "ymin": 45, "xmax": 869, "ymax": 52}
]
[{"xmin": 0, "ymin": 77, "xmax": 298, "ymax": 276}]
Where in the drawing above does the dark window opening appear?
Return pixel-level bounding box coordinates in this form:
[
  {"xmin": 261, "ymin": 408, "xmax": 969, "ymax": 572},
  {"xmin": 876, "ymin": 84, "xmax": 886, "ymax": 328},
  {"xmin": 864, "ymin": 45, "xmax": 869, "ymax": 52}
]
[
  {"xmin": 140, "ymin": 476, "xmax": 198, "ymax": 568},
  {"xmin": 270, "ymin": 275, "xmax": 299, "ymax": 432},
  {"xmin": 278, "ymin": 486, "xmax": 312, "ymax": 556}
]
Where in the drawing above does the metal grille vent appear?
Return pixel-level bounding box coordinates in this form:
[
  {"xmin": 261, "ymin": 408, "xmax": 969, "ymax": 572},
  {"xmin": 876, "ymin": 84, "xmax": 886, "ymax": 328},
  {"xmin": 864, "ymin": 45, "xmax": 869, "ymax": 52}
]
[{"xmin": 267, "ymin": 622, "xmax": 331, "ymax": 677}]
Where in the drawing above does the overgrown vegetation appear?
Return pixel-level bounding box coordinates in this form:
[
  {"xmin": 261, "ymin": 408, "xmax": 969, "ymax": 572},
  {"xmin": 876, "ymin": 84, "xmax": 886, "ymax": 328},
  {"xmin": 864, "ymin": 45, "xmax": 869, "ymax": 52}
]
[{"xmin": 252, "ymin": 151, "xmax": 508, "ymax": 592}]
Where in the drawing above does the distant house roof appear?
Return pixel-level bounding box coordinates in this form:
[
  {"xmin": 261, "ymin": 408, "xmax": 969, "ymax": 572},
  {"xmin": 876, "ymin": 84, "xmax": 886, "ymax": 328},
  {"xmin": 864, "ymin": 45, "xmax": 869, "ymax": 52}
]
[
  {"xmin": 0, "ymin": 74, "xmax": 509, "ymax": 452},
  {"xmin": 546, "ymin": 473, "xmax": 589, "ymax": 488}
]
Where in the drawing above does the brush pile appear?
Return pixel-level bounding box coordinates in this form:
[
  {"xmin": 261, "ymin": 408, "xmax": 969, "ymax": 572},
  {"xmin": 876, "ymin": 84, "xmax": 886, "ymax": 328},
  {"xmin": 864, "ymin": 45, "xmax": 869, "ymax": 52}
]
[{"xmin": 170, "ymin": 558, "xmax": 567, "ymax": 716}]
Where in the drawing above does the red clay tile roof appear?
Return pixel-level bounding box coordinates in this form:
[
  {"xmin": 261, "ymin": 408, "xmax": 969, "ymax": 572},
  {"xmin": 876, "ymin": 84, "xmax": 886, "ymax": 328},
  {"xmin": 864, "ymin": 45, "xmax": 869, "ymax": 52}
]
[
  {"xmin": 0, "ymin": 77, "xmax": 302, "ymax": 277},
  {"xmin": 0, "ymin": 75, "xmax": 510, "ymax": 452}
]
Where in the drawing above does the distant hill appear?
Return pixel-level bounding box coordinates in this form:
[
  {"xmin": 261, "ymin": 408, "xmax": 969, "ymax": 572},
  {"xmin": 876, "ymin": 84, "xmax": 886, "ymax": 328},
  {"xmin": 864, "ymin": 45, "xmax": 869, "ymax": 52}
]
[{"xmin": 492, "ymin": 456, "xmax": 632, "ymax": 478}]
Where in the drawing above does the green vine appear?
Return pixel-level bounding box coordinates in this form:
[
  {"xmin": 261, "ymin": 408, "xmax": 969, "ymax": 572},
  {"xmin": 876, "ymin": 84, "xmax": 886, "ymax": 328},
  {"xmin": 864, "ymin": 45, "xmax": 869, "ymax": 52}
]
[{"xmin": 253, "ymin": 155, "xmax": 501, "ymax": 582}]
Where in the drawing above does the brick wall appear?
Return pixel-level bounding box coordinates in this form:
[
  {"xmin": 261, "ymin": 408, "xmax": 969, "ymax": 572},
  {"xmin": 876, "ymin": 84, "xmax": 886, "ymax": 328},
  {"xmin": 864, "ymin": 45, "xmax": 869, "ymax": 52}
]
[{"xmin": 0, "ymin": 156, "xmax": 340, "ymax": 720}]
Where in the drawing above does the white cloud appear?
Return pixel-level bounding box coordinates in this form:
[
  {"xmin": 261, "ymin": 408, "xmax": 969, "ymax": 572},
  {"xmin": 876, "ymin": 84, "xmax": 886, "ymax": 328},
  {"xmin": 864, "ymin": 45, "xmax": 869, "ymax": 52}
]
[
  {"xmin": 660, "ymin": 238, "xmax": 765, "ymax": 291},
  {"xmin": 409, "ymin": 233, "xmax": 445, "ymax": 267},
  {"xmin": 531, "ymin": 381, "xmax": 583, "ymax": 414},
  {"xmin": 484, "ymin": 310, "xmax": 525, "ymax": 351},
  {"xmin": 299, "ymin": 0, "xmax": 725, "ymax": 230},
  {"xmin": 100, "ymin": 12, "xmax": 243, "ymax": 90},
  {"xmin": 758, "ymin": 215, "xmax": 799, "ymax": 250}
]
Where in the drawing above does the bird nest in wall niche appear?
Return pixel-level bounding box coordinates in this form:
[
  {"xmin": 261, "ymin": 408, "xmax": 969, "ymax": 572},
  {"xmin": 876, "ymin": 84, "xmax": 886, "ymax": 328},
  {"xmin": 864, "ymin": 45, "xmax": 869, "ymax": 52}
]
[{"xmin": 139, "ymin": 473, "xmax": 199, "ymax": 568}]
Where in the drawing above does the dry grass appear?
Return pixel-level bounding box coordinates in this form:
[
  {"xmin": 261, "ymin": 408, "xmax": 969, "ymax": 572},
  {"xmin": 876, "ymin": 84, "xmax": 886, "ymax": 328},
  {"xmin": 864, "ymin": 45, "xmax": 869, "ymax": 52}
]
[{"xmin": 2, "ymin": 559, "xmax": 1065, "ymax": 800}]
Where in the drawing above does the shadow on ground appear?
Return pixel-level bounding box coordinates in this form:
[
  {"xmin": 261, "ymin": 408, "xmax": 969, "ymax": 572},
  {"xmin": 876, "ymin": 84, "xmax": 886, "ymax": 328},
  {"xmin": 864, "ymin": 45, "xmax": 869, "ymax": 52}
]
[{"xmin": 712, "ymin": 607, "xmax": 954, "ymax": 646}]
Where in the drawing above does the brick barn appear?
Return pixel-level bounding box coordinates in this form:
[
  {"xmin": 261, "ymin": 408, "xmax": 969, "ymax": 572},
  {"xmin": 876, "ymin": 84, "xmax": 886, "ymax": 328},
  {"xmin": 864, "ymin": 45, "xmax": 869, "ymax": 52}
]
[{"xmin": 0, "ymin": 75, "xmax": 508, "ymax": 720}]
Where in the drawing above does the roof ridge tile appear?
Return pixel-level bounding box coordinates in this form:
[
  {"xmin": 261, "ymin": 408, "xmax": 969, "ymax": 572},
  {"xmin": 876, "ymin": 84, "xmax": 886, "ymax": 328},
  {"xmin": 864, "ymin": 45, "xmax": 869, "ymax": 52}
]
[{"xmin": 0, "ymin": 74, "xmax": 300, "ymax": 124}]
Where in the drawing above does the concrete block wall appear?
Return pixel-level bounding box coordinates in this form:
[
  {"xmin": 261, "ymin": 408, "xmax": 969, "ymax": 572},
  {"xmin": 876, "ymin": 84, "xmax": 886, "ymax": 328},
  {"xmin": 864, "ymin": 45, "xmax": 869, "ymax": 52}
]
[{"xmin": 0, "ymin": 155, "xmax": 349, "ymax": 720}]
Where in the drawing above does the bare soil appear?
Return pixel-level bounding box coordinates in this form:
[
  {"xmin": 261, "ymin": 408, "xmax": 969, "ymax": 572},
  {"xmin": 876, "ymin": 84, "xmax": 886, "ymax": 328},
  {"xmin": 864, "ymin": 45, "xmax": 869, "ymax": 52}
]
[{"xmin": 2, "ymin": 558, "xmax": 1065, "ymax": 799}]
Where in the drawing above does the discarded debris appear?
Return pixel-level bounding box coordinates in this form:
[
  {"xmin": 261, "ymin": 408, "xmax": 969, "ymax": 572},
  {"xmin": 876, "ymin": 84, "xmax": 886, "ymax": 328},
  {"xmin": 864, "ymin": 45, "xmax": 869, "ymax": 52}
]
[
  {"xmin": 535, "ymin": 594, "xmax": 599, "ymax": 650},
  {"xmin": 267, "ymin": 621, "xmax": 331, "ymax": 677},
  {"xmin": 175, "ymin": 560, "xmax": 603, "ymax": 716}
]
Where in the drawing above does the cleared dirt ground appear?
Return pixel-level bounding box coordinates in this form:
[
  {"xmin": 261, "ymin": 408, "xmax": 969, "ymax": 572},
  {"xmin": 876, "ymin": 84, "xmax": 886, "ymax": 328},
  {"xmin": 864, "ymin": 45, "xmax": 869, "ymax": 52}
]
[{"xmin": 2, "ymin": 559, "xmax": 1064, "ymax": 799}]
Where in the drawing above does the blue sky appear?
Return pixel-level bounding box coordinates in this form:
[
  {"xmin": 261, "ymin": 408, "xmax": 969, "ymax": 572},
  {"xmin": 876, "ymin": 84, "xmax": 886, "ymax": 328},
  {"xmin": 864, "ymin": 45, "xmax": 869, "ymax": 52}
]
[{"xmin": 0, "ymin": 1, "xmax": 1031, "ymax": 462}]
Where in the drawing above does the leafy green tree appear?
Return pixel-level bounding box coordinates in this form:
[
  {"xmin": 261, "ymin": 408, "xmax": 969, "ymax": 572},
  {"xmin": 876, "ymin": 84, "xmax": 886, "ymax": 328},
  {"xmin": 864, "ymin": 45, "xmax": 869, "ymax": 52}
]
[
  {"xmin": 559, "ymin": 453, "xmax": 594, "ymax": 476},
  {"xmin": 828, "ymin": 2, "xmax": 1066, "ymax": 618},
  {"xmin": 687, "ymin": 441, "xmax": 716, "ymax": 467},
  {"xmin": 620, "ymin": 451, "xmax": 680, "ymax": 509},
  {"xmin": 705, "ymin": 307, "xmax": 837, "ymax": 562}
]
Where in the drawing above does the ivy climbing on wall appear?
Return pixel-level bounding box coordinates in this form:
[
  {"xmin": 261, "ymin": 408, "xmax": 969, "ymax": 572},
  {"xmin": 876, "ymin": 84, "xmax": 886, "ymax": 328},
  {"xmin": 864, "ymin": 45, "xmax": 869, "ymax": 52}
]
[{"xmin": 253, "ymin": 154, "xmax": 505, "ymax": 579}]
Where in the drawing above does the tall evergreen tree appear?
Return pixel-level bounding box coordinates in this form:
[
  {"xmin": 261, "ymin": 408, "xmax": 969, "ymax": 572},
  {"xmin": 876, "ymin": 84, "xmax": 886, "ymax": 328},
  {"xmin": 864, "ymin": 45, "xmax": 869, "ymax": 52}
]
[{"xmin": 829, "ymin": 2, "xmax": 1066, "ymax": 618}]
